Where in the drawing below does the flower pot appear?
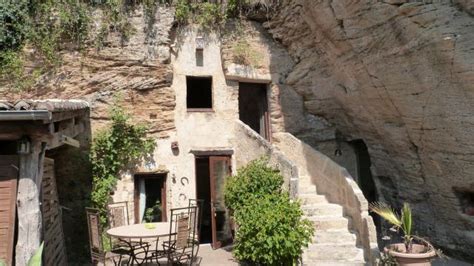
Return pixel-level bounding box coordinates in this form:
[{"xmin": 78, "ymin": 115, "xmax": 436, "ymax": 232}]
[{"xmin": 384, "ymin": 243, "xmax": 437, "ymax": 266}]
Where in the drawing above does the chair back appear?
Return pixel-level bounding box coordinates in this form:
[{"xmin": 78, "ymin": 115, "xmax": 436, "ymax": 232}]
[
  {"xmin": 86, "ymin": 208, "xmax": 104, "ymax": 263},
  {"xmin": 107, "ymin": 201, "xmax": 130, "ymax": 228},
  {"xmin": 169, "ymin": 206, "xmax": 198, "ymax": 249},
  {"xmin": 188, "ymin": 199, "xmax": 204, "ymax": 241}
]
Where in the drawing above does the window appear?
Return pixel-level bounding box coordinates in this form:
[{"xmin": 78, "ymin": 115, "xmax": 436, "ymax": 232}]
[{"xmin": 187, "ymin": 76, "xmax": 212, "ymax": 110}]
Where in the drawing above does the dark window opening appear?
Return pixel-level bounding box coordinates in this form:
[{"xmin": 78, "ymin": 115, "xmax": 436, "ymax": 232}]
[
  {"xmin": 187, "ymin": 76, "xmax": 212, "ymax": 109},
  {"xmin": 0, "ymin": 141, "xmax": 17, "ymax": 155},
  {"xmin": 196, "ymin": 49, "xmax": 203, "ymax": 67},
  {"xmin": 134, "ymin": 174, "xmax": 167, "ymax": 223},
  {"xmin": 239, "ymin": 82, "xmax": 270, "ymax": 140},
  {"xmin": 454, "ymin": 189, "xmax": 474, "ymax": 216}
]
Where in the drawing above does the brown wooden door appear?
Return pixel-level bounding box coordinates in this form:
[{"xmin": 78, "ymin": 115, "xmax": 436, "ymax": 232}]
[
  {"xmin": 0, "ymin": 156, "xmax": 19, "ymax": 266},
  {"xmin": 209, "ymin": 156, "xmax": 232, "ymax": 249}
]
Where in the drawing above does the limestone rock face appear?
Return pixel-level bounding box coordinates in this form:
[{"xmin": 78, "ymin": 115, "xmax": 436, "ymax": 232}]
[
  {"xmin": 0, "ymin": 7, "xmax": 176, "ymax": 137},
  {"xmin": 265, "ymin": 0, "xmax": 474, "ymax": 260}
]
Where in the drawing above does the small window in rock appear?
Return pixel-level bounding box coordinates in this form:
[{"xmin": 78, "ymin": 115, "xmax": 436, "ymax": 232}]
[
  {"xmin": 196, "ymin": 49, "xmax": 203, "ymax": 67},
  {"xmin": 186, "ymin": 76, "xmax": 212, "ymax": 110},
  {"xmin": 454, "ymin": 189, "xmax": 474, "ymax": 216}
]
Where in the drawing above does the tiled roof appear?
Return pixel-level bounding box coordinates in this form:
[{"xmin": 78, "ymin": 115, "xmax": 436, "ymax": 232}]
[{"xmin": 0, "ymin": 99, "xmax": 89, "ymax": 112}]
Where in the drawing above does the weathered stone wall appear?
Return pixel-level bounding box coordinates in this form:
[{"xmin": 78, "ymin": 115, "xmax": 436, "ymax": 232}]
[
  {"xmin": 0, "ymin": 7, "xmax": 176, "ymax": 137},
  {"xmin": 265, "ymin": 0, "xmax": 474, "ymax": 260}
]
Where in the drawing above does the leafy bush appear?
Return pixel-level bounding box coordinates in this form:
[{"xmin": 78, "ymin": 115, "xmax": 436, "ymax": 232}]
[
  {"xmin": 91, "ymin": 105, "xmax": 155, "ymax": 224},
  {"xmin": 224, "ymin": 158, "xmax": 283, "ymax": 212},
  {"xmin": 0, "ymin": 0, "xmax": 29, "ymax": 51},
  {"xmin": 225, "ymin": 158, "xmax": 314, "ymax": 265},
  {"xmin": 233, "ymin": 193, "xmax": 314, "ymax": 265}
]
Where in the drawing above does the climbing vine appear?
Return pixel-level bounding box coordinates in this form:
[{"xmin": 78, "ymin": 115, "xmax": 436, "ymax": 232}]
[{"xmin": 90, "ymin": 106, "xmax": 156, "ymax": 224}]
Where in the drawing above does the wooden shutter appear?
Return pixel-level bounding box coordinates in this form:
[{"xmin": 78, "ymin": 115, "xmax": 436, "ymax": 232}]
[{"xmin": 0, "ymin": 156, "xmax": 19, "ymax": 266}]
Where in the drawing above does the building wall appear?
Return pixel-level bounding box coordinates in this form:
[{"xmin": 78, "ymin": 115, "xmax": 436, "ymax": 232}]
[{"xmin": 112, "ymin": 28, "xmax": 277, "ymax": 221}]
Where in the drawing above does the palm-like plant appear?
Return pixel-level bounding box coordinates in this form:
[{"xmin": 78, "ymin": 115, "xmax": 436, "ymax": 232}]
[{"xmin": 369, "ymin": 202, "xmax": 414, "ymax": 253}]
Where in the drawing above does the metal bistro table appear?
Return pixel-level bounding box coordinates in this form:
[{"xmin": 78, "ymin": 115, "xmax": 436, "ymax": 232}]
[{"xmin": 107, "ymin": 222, "xmax": 172, "ymax": 265}]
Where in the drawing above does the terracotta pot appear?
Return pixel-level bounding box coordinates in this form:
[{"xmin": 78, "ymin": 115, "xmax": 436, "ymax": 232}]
[{"xmin": 384, "ymin": 243, "xmax": 437, "ymax": 266}]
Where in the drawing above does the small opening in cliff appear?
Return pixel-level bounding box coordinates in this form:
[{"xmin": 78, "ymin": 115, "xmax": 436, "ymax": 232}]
[
  {"xmin": 187, "ymin": 76, "xmax": 212, "ymax": 110},
  {"xmin": 350, "ymin": 139, "xmax": 381, "ymax": 236},
  {"xmin": 454, "ymin": 188, "xmax": 474, "ymax": 216},
  {"xmin": 196, "ymin": 49, "xmax": 203, "ymax": 67},
  {"xmin": 350, "ymin": 140, "xmax": 377, "ymax": 203}
]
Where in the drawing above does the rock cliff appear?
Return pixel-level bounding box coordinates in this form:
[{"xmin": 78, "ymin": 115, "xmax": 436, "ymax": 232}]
[
  {"xmin": 0, "ymin": 7, "xmax": 176, "ymax": 137},
  {"xmin": 265, "ymin": 0, "xmax": 474, "ymax": 260}
]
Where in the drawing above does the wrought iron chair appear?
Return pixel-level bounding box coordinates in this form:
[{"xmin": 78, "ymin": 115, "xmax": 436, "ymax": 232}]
[
  {"xmin": 107, "ymin": 201, "xmax": 150, "ymax": 255},
  {"xmin": 107, "ymin": 201, "xmax": 131, "ymax": 228},
  {"xmin": 86, "ymin": 207, "xmax": 130, "ymax": 266},
  {"xmin": 188, "ymin": 199, "xmax": 204, "ymax": 258},
  {"xmin": 163, "ymin": 206, "xmax": 200, "ymax": 265}
]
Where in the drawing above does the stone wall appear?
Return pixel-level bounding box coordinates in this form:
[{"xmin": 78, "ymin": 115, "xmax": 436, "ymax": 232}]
[{"xmin": 265, "ymin": 0, "xmax": 474, "ymax": 260}]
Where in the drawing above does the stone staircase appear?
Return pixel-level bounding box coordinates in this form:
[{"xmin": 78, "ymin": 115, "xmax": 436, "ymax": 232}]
[
  {"xmin": 233, "ymin": 121, "xmax": 377, "ymax": 265},
  {"xmin": 298, "ymin": 176, "xmax": 366, "ymax": 265}
]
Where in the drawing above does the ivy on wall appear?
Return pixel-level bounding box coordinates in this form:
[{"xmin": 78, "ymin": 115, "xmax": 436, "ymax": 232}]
[
  {"xmin": 90, "ymin": 106, "xmax": 156, "ymax": 224},
  {"xmin": 0, "ymin": 0, "xmax": 163, "ymax": 90}
]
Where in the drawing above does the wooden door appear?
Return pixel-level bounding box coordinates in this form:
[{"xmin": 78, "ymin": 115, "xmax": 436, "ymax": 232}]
[
  {"xmin": 0, "ymin": 156, "xmax": 19, "ymax": 266},
  {"xmin": 209, "ymin": 156, "xmax": 232, "ymax": 249}
]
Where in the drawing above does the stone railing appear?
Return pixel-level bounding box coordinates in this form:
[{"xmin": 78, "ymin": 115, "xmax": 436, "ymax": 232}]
[
  {"xmin": 232, "ymin": 120, "xmax": 299, "ymax": 198},
  {"xmin": 273, "ymin": 132, "xmax": 379, "ymax": 263}
]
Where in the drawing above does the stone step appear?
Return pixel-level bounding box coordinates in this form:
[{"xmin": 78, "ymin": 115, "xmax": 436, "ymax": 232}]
[
  {"xmin": 299, "ymin": 184, "xmax": 317, "ymax": 194},
  {"xmin": 312, "ymin": 229, "xmax": 357, "ymax": 244},
  {"xmin": 298, "ymin": 193, "xmax": 328, "ymax": 205},
  {"xmin": 306, "ymin": 216, "xmax": 349, "ymax": 230},
  {"xmin": 298, "ymin": 176, "xmax": 314, "ymax": 186},
  {"xmin": 302, "ymin": 203, "xmax": 343, "ymax": 217},
  {"xmin": 302, "ymin": 260, "xmax": 366, "ymax": 266},
  {"xmin": 304, "ymin": 243, "xmax": 365, "ymax": 262}
]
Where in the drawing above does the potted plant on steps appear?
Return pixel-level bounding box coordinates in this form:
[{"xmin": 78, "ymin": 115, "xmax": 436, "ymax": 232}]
[{"xmin": 370, "ymin": 202, "xmax": 440, "ymax": 266}]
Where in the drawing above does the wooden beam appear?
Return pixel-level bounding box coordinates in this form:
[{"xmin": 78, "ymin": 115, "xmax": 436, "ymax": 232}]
[
  {"xmin": 15, "ymin": 140, "xmax": 44, "ymax": 266},
  {"xmin": 49, "ymin": 109, "xmax": 88, "ymax": 123},
  {"xmin": 47, "ymin": 123, "xmax": 85, "ymax": 150},
  {"xmin": 61, "ymin": 135, "xmax": 80, "ymax": 148}
]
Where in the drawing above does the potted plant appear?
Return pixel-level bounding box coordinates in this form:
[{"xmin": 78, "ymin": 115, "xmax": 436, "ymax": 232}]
[{"xmin": 369, "ymin": 202, "xmax": 439, "ymax": 266}]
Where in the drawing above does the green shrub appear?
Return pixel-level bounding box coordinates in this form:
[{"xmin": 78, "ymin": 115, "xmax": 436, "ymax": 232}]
[
  {"xmin": 0, "ymin": 0, "xmax": 29, "ymax": 51},
  {"xmin": 225, "ymin": 158, "xmax": 314, "ymax": 265},
  {"xmin": 175, "ymin": 0, "xmax": 191, "ymax": 25},
  {"xmin": 233, "ymin": 193, "xmax": 313, "ymax": 265},
  {"xmin": 224, "ymin": 158, "xmax": 283, "ymax": 212}
]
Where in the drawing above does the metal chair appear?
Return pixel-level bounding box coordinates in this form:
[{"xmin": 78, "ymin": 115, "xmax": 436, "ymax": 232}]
[
  {"xmin": 86, "ymin": 208, "xmax": 130, "ymax": 266},
  {"xmin": 107, "ymin": 201, "xmax": 131, "ymax": 228},
  {"xmin": 107, "ymin": 201, "xmax": 150, "ymax": 259},
  {"xmin": 188, "ymin": 199, "xmax": 204, "ymax": 258},
  {"xmin": 146, "ymin": 206, "xmax": 199, "ymax": 265},
  {"xmin": 164, "ymin": 206, "xmax": 199, "ymax": 265}
]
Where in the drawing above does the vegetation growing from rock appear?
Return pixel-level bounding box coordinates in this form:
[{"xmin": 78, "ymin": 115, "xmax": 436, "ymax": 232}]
[
  {"xmin": 90, "ymin": 105, "xmax": 155, "ymax": 224},
  {"xmin": 225, "ymin": 158, "xmax": 314, "ymax": 265}
]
